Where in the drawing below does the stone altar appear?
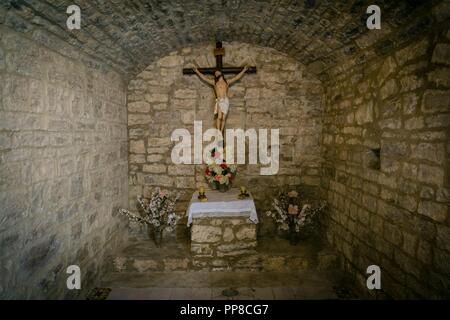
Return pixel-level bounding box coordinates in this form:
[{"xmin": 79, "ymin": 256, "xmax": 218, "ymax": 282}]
[{"xmin": 187, "ymin": 188, "xmax": 259, "ymax": 270}]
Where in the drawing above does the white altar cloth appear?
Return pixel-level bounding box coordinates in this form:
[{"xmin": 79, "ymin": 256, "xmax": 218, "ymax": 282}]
[{"xmin": 187, "ymin": 188, "xmax": 258, "ymax": 226}]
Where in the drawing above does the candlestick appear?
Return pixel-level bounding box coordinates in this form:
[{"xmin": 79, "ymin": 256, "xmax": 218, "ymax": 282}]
[
  {"xmin": 238, "ymin": 186, "xmax": 249, "ymax": 199},
  {"xmin": 198, "ymin": 186, "xmax": 207, "ymax": 201}
]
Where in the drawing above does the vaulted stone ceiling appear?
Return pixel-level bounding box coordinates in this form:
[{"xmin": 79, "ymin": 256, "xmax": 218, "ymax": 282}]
[{"xmin": 0, "ymin": 0, "xmax": 437, "ymax": 81}]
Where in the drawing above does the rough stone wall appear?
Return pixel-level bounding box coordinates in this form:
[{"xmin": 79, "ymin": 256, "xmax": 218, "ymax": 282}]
[
  {"xmin": 127, "ymin": 42, "xmax": 324, "ymax": 236},
  {"xmin": 321, "ymin": 8, "xmax": 450, "ymax": 299},
  {"xmin": 191, "ymin": 216, "xmax": 257, "ymax": 271},
  {"xmin": 0, "ymin": 28, "xmax": 128, "ymax": 299}
]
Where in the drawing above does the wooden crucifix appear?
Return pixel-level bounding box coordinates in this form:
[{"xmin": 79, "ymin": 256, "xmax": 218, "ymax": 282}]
[{"xmin": 183, "ymin": 41, "xmax": 257, "ymax": 134}]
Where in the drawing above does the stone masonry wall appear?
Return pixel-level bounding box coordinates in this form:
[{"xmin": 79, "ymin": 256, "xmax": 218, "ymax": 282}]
[
  {"xmin": 321, "ymin": 7, "xmax": 450, "ymax": 299},
  {"xmin": 0, "ymin": 28, "xmax": 128, "ymax": 299},
  {"xmin": 3, "ymin": 1, "xmax": 439, "ymax": 84},
  {"xmin": 191, "ymin": 216, "xmax": 257, "ymax": 271},
  {"xmin": 127, "ymin": 42, "xmax": 324, "ymax": 236}
]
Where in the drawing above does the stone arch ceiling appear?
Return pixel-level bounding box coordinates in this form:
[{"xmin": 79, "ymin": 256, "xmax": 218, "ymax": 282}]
[{"xmin": 0, "ymin": 0, "xmax": 438, "ymax": 82}]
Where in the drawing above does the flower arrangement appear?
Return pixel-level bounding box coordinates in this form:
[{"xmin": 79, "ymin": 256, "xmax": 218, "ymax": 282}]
[
  {"xmin": 204, "ymin": 147, "xmax": 237, "ymax": 190},
  {"xmin": 205, "ymin": 163, "xmax": 237, "ymax": 186},
  {"xmin": 119, "ymin": 188, "xmax": 180, "ymax": 245},
  {"xmin": 266, "ymin": 189, "xmax": 326, "ymax": 240}
]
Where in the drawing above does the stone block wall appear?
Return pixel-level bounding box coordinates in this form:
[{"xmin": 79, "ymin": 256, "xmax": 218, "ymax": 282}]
[
  {"xmin": 127, "ymin": 42, "xmax": 324, "ymax": 236},
  {"xmin": 0, "ymin": 28, "xmax": 128, "ymax": 298},
  {"xmin": 321, "ymin": 7, "xmax": 450, "ymax": 298},
  {"xmin": 191, "ymin": 216, "xmax": 257, "ymax": 271}
]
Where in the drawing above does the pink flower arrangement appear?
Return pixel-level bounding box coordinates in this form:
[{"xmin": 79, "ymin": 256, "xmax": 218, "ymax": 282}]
[
  {"xmin": 266, "ymin": 189, "xmax": 327, "ymax": 233},
  {"xmin": 205, "ymin": 162, "xmax": 237, "ymax": 185},
  {"xmin": 288, "ymin": 204, "xmax": 299, "ymax": 215},
  {"xmin": 204, "ymin": 147, "xmax": 237, "ymax": 186}
]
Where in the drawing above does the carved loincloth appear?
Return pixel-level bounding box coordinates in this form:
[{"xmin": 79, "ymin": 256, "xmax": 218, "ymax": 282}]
[{"xmin": 214, "ymin": 97, "xmax": 229, "ymax": 115}]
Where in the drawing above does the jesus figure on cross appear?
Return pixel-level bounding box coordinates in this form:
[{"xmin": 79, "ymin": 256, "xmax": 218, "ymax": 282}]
[{"xmin": 192, "ymin": 65, "xmax": 249, "ymax": 133}]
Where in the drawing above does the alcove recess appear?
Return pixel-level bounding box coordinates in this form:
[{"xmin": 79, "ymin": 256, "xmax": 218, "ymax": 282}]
[{"xmin": 362, "ymin": 146, "xmax": 381, "ymax": 170}]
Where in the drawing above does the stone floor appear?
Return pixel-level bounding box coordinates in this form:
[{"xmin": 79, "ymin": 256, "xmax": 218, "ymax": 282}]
[
  {"xmin": 101, "ymin": 270, "xmax": 341, "ymax": 300},
  {"xmin": 106, "ymin": 235, "xmax": 337, "ymax": 273},
  {"xmin": 92, "ymin": 235, "xmax": 359, "ymax": 300}
]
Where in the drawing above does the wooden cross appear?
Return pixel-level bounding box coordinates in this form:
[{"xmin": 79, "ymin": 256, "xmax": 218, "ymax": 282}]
[{"xmin": 182, "ymin": 41, "xmax": 257, "ymax": 75}]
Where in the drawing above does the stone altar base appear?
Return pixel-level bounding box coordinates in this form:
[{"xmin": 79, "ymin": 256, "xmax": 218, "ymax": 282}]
[{"xmin": 190, "ymin": 216, "xmax": 258, "ymax": 271}]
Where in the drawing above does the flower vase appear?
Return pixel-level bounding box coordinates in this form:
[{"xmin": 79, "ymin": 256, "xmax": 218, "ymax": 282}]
[
  {"xmin": 288, "ymin": 215, "xmax": 299, "ymax": 245},
  {"xmin": 218, "ymin": 183, "xmax": 231, "ymax": 192},
  {"xmin": 210, "ymin": 182, "xmax": 218, "ymax": 190},
  {"xmin": 153, "ymin": 226, "xmax": 163, "ymax": 247}
]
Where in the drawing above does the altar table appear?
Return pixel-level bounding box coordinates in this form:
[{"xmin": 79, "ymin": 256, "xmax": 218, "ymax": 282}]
[{"xmin": 186, "ymin": 188, "xmax": 259, "ymax": 270}]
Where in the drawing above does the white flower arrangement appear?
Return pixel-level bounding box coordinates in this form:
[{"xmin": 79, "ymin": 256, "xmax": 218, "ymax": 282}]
[
  {"xmin": 266, "ymin": 190, "xmax": 327, "ymax": 233},
  {"xmin": 119, "ymin": 187, "xmax": 180, "ymax": 232}
]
